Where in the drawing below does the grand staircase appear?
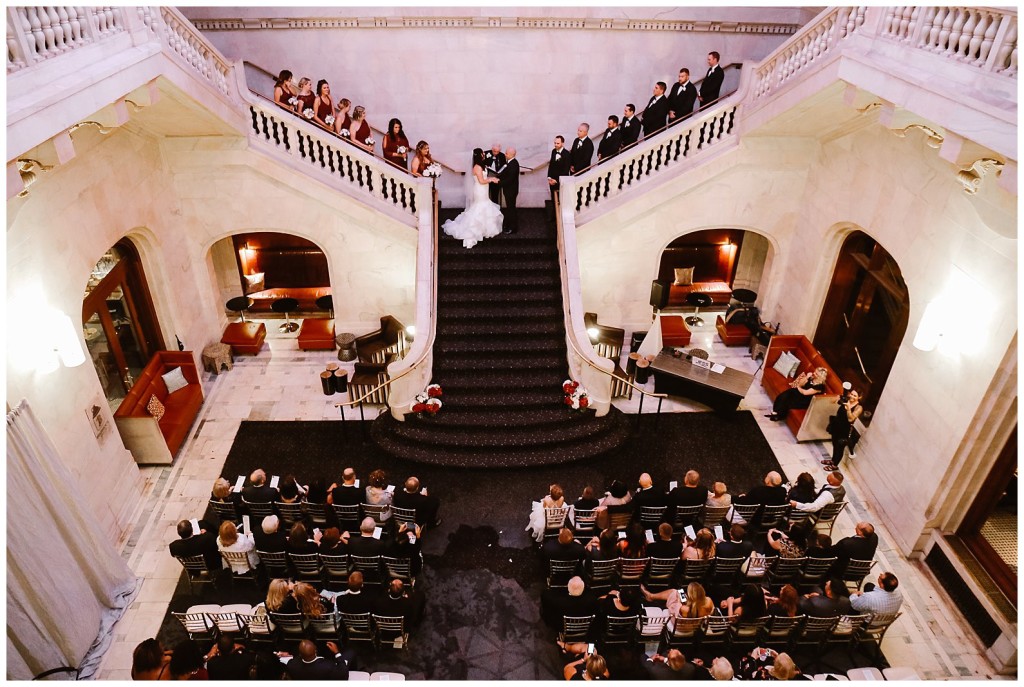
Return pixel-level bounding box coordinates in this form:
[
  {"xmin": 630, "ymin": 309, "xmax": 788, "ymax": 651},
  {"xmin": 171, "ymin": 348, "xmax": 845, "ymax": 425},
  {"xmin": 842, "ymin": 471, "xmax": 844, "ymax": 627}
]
[{"xmin": 371, "ymin": 207, "xmax": 630, "ymax": 468}]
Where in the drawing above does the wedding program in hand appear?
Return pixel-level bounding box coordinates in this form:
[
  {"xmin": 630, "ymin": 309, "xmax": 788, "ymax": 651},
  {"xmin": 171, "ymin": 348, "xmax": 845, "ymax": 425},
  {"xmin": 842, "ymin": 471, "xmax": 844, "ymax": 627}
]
[{"xmin": 442, "ymin": 148, "xmax": 504, "ymax": 249}]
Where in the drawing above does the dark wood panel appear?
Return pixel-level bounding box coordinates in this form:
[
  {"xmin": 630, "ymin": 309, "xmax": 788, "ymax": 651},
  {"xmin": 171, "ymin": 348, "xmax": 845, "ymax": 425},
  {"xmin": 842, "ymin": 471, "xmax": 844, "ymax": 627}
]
[
  {"xmin": 659, "ymin": 229, "xmax": 744, "ymax": 284},
  {"xmin": 233, "ymin": 232, "xmax": 330, "ymax": 289}
]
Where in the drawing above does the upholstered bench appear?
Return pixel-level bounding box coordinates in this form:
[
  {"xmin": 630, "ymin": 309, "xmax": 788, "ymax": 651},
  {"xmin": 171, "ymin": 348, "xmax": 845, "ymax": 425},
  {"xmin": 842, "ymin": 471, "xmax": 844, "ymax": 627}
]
[
  {"xmin": 716, "ymin": 315, "xmax": 751, "ymax": 346},
  {"xmin": 297, "ymin": 318, "xmax": 336, "ymax": 350},
  {"xmin": 221, "ymin": 321, "xmax": 266, "ymax": 355},
  {"xmin": 660, "ymin": 315, "xmax": 692, "ymax": 347}
]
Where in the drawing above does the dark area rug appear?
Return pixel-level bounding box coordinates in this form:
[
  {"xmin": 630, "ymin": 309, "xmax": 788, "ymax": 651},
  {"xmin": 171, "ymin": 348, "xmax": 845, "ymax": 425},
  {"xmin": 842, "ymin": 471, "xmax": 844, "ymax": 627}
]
[{"xmin": 155, "ymin": 412, "xmax": 884, "ymax": 678}]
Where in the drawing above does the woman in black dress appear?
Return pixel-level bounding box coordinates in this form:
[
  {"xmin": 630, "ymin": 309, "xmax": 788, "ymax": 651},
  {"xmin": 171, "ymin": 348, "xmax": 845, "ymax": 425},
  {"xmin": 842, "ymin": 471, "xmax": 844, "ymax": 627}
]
[
  {"xmin": 768, "ymin": 367, "xmax": 828, "ymax": 421},
  {"xmin": 825, "ymin": 389, "xmax": 863, "ymax": 470}
]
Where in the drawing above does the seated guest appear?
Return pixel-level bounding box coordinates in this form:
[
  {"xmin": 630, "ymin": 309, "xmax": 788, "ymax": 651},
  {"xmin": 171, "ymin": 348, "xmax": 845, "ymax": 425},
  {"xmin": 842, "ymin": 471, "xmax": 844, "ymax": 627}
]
[
  {"xmin": 767, "ymin": 367, "xmax": 828, "ymax": 421},
  {"xmin": 647, "ymin": 523, "xmax": 682, "ymax": 559},
  {"xmin": 286, "ymin": 522, "xmax": 320, "ymax": 555},
  {"xmin": 285, "ymin": 639, "xmax": 353, "ymax": 681},
  {"xmin": 798, "ymin": 578, "xmax": 852, "ymax": 617},
  {"xmin": 721, "ymin": 583, "xmax": 767, "ymax": 622},
  {"xmin": 766, "ymin": 526, "xmax": 806, "ymax": 559},
  {"xmin": 365, "ymin": 469, "xmax": 393, "ymax": 521},
  {"xmin": 585, "ymin": 529, "xmax": 620, "ymax": 561},
  {"xmin": 131, "ymin": 638, "xmax": 171, "ymax": 680},
  {"xmin": 544, "ymin": 527, "xmax": 586, "ymax": 565},
  {"xmin": 392, "ymin": 475, "xmax": 442, "ymax": 527},
  {"xmin": 735, "ymin": 471, "xmax": 788, "ymax": 506},
  {"xmin": 543, "ymin": 483, "xmax": 566, "ymax": 509},
  {"xmin": 253, "ymin": 515, "xmax": 288, "ymax": 553},
  {"xmin": 169, "ymin": 519, "xmax": 220, "ymax": 571},
  {"xmin": 328, "ymin": 467, "xmax": 362, "ymax": 506},
  {"xmin": 211, "ymin": 477, "xmax": 240, "ymax": 505},
  {"xmin": 318, "ymin": 526, "xmax": 348, "ymax": 556},
  {"xmin": 632, "ymin": 472, "xmax": 669, "ymax": 517},
  {"xmin": 790, "ymin": 471, "xmax": 846, "ymax": 514},
  {"xmin": 716, "ymin": 524, "xmax": 754, "ymax": 561},
  {"xmin": 642, "ymin": 581, "xmax": 714, "ymax": 619},
  {"xmin": 766, "ymin": 584, "xmax": 800, "ymax": 617},
  {"xmin": 738, "ymin": 647, "xmax": 792, "ymax": 681},
  {"xmin": 278, "ymin": 476, "xmax": 303, "ymax": 504},
  {"xmin": 563, "ymin": 652, "xmax": 609, "ymax": 681},
  {"xmin": 574, "ymin": 486, "xmax": 600, "ymax": 511},
  {"xmin": 294, "ymin": 581, "xmax": 332, "ymax": 617},
  {"xmin": 683, "ymin": 528, "xmax": 716, "ymax": 560},
  {"xmin": 374, "ymin": 579, "xmax": 424, "ymax": 626},
  {"xmin": 336, "ymin": 571, "xmax": 377, "ymax": 615},
  {"xmin": 218, "ymin": 520, "xmax": 259, "ymax": 572},
  {"xmin": 599, "ymin": 480, "xmax": 632, "ymax": 508},
  {"xmin": 529, "ymin": 484, "xmax": 567, "ymax": 543},
  {"xmin": 265, "ymin": 578, "xmax": 298, "ymax": 614},
  {"xmin": 167, "ymin": 640, "xmax": 208, "ymax": 680},
  {"xmin": 644, "ymin": 649, "xmax": 710, "ymax": 681},
  {"xmin": 206, "ymin": 634, "xmax": 255, "ymax": 680},
  {"xmin": 273, "ymin": 69, "xmax": 296, "ymax": 109},
  {"xmin": 617, "ymin": 522, "xmax": 648, "ymax": 559},
  {"xmin": 787, "ymin": 472, "xmax": 817, "ymax": 504},
  {"xmin": 242, "ymin": 468, "xmax": 278, "ymax": 504},
  {"xmin": 599, "ymin": 587, "xmax": 643, "ymax": 620},
  {"xmin": 349, "ymin": 517, "xmax": 387, "ymax": 556},
  {"xmin": 667, "ymin": 470, "xmax": 707, "ymax": 520},
  {"xmin": 388, "ymin": 522, "xmax": 424, "ymax": 575},
  {"xmin": 710, "ymin": 656, "xmax": 735, "ymax": 681},
  {"xmin": 542, "ymin": 575, "xmax": 600, "ymax": 628},
  {"xmin": 850, "ymin": 572, "xmax": 903, "ymax": 614},
  {"xmin": 806, "ymin": 532, "xmax": 833, "ymax": 558},
  {"xmin": 252, "ymin": 651, "xmax": 287, "ymax": 680},
  {"xmin": 382, "ymin": 118, "xmax": 411, "ymax": 169},
  {"xmin": 829, "ymin": 521, "xmax": 878, "ymax": 572},
  {"xmin": 767, "ymin": 652, "xmax": 806, "ymax": 680},
  {"xmin": 706, "ymin": 481, "xmax": 732, "ymax": 508},
  {"xmin": 305, "ymin": 478, "xmax": 328, "ymax": 505}
]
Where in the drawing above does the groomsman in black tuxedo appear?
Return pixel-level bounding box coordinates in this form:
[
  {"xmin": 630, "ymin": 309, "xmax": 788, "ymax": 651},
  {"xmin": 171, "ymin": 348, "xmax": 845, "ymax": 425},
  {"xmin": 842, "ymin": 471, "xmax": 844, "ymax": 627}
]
[
  {"xmin": 668, "ymin": 68, "xmax": 698, "ymax": 123},
  {"xmin": 547, "ymin": 135, "xmax": 571, "ymax": 217},
  {"xmin": 569, "ymin": 123, "xmax": 594, "ymax": 174},
  {"xmin": 597, "ymin": 115, "xmax": 622, "ymax": 162},
  {"xmin": 499, "ymin": 147, "xmax": 519, "ymax": 233},
  {"xmin": 620, "ymin": 104, "xmax": 640, "ymax": 148},
  {"xmin": 483, "ymin": 143, "xmax": 506, "ymax": 204},
  {"xmin": 641, "ymin": 81, "xmax": 669, "ymax": 138},
  {"xmin": 699, "ymin": 51, "xmax": 725, "ymax": 109}
]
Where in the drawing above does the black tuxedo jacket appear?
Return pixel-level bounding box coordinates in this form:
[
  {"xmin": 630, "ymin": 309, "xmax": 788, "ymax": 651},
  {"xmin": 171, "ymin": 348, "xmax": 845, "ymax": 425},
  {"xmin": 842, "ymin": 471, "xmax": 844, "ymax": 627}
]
[
  {"xmin": 597, "ymin": 128, "xmax": 622, "ymax": 160},
  {"xmin": 547, "ymin": 148, "xmax": 572, "ymax": 185},
  {"xmin": 716, "ymin": 539, "xmax": 754, "ymax": 561},
  {"xmin": 700, "ymin": 66, "xmax": 724, "ymax": 104},
  {"xmin": 620, "ymin": 116, "xmax": 640, "ymax": 146},
  {"xmin": 336, "ymin": 588, "xmax": 378, "ymax": 615},
  {"xmin": 641, "ymin": 95, "xmax": 669, "ymax": 137},
  {"xmin": 668, "ymin": 81, "xmax": 697, "ymax": 119},
  {"xmin": 207, "ymin": 650, "xmax": 256, "ymax": 680},
  {"xmin": 483, "ymin": 150, "xmax": 506, "ymax": 175},
  {"xmin": 498, "ymin": 158, "xmax": 520, "ymax": 198},
  {"xmin": 349, "ymin": 534, "xmax": 387, "ymax": 557},
  {"xmin": 253, "ymin": 529, "xmax": 288, "ymax": 553},
  {"xmin": 830, "ymin": 533, "xmax": 879, "ymax": 571},
  {"xmin": 569, "ymin": 136, "xmax": 594, "ymax": 174},
  {"xmin": 646, "ymin": 539, "xmax": 683, "ymax": 559},
  {"xmin": 169, "ymin": 531, "xmax": 221, "ymax": 570},
  {"xmin": 735, "ymin": 484, "xmax": 788, "ymax": 506}
]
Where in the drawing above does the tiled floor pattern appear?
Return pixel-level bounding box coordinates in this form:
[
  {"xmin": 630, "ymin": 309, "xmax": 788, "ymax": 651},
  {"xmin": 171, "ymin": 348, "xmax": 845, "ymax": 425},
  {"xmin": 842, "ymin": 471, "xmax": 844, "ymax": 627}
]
[
  {"xmin": 97, "ymin": 316, "xmax": 1002, "ymax": 679},
  {"xmin": 980, "ymin": 511, "xmax": 1018, "ymax": 575}
]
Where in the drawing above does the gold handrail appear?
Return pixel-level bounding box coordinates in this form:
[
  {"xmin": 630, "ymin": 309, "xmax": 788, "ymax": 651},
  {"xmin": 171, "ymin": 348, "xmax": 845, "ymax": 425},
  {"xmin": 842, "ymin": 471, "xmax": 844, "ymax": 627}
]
[
  {"xmin": 333, "ymin": 187, "xmax": 439, "ymax": 410},
  {"xmin": 553, "ymin": 193, "xmax": 667, "ymax": 403}
]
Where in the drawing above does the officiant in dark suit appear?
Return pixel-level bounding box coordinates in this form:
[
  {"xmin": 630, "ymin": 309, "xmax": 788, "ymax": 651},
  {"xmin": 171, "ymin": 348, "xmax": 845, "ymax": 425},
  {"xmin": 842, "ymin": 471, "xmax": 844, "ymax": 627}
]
[
  {"xmin": 569, "ymin": 123, "xmax": 594, "ymax": 174},
  {"xmin": 668, "ymin": 68, "xmax": 697, "ymax": 123},
  {"xmin": 499, "ymin": 147, "xmax": 519, "ymax": 233},
  {"xmin": 597, "ymin": 116, "xmax": 622, "ymax": 161},
  {"xmin": 641, "ymin": 82, "xmax": 669, "ymax": 138},
  {"xmin": 699, "ymin": 51, "xmax": 725, "ymax": 109},
  {"xmin": 484, "ymin": 143, "xmax": 506, "ymax": 204}
]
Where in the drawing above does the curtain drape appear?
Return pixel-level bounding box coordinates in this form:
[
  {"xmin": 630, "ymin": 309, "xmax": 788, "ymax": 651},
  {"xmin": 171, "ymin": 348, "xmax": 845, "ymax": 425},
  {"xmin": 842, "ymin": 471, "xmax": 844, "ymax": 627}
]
[{"xmin": 6, "ymin": 400, "xmax": 139, "ymax": 680}]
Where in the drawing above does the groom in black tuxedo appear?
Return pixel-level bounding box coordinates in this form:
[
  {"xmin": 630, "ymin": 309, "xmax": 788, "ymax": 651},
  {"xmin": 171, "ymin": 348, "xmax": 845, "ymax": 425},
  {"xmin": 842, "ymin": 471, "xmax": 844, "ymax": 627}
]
[
  {"xmin": 499, "ymin": 147, "xmax": 519, "ymax": 233},
  {"xmin": 569, "ymin": 123, "xmax": 594, "ymax": 174},
  {"xmin": 641, "ymin": 82, "xmax": 669, "ymax": 138},
  {"xmin": 483, "ymin": 143, "xmax": 506, "ymax": 204}
]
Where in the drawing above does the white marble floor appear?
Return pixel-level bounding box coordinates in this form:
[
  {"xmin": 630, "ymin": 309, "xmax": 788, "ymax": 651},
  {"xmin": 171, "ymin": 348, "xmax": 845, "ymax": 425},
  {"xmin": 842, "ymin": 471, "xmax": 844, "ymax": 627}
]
[{"xmin": 97, "ymin": 316, "xmax": 1001, "ymax": 679}]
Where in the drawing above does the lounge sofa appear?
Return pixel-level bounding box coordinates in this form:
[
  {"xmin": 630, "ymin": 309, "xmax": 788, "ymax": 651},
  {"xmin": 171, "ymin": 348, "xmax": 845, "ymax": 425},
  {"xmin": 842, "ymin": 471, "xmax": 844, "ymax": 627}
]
[
  {"xmin": 761, "ymin": 335, "xmax": 843, "ymax": 441},
  {"xmin": 113, "ymin": 350, "xmax": 204, "ymax": 464}
]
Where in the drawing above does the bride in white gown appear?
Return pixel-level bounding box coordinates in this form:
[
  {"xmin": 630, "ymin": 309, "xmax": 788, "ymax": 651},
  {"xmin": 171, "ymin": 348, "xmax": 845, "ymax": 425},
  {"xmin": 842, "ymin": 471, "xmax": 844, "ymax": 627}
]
[{"xmin": 442, "ymin": 148, "xmax": 504, "ymax": 249}]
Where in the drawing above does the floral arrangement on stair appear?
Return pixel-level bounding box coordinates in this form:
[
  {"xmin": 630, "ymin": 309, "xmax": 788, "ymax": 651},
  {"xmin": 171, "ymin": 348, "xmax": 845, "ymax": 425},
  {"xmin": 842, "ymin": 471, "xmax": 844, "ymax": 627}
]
[
  {"xmin": 412, "ymin": 383, "xmax": 443, "ymax": 415},
  {"xmin": 563, "ymin": 379, "xmax": 589, "ymax": 411}
]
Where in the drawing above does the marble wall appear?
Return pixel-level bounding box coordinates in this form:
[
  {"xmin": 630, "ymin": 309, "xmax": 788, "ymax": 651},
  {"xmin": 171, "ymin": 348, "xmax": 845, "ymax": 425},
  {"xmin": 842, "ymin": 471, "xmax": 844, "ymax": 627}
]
[{"xmin": 576, "ymin": 119, "xmax": 1016, "ymax": 555}]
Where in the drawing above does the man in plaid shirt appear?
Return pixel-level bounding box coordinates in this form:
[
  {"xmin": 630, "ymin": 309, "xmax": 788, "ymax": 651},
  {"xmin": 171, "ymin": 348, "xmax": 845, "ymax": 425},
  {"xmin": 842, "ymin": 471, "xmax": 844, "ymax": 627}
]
[{"xmin": 850, "ymin": 572, "xmax": 904, "ymax": 615}]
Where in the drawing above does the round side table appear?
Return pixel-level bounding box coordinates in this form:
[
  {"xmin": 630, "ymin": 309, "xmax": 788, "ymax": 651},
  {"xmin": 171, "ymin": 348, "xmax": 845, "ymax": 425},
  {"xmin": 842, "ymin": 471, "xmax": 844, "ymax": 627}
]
[
  {"xmin": 272, "ymin": 297, "xmax": 300, "ymax": 333},
  {"xmin": 226, "ymin": 296, "xmax": 254, "ymax": 323},
  {"xmin": 336, "ymin": 333, "xmax": 357, "ymax": 361}
]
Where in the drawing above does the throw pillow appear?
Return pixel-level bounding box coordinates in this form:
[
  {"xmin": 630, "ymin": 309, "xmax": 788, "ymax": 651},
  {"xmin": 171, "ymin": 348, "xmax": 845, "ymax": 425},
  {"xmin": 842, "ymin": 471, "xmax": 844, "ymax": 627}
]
[
  {"xmin": 784, "ymin": 351, "xmax": 801, "ymax": 378},
  {"xmin": 244, "ymin": 272, "xmax": 265, "ymax": 294},
  {"xmin": 771, "ymin": 353, "xmax": 794, "ymax": 378},
  {"xmin": 162, "ymin": 366, "xmax": 189, "ymax": 395},
  {"xmin": 673, "ymin": 267, "xmax": 695, "ymax": 286},
  {"xmin": 146, "ymin": 394, "xmax": 165, "ymax": 422}
]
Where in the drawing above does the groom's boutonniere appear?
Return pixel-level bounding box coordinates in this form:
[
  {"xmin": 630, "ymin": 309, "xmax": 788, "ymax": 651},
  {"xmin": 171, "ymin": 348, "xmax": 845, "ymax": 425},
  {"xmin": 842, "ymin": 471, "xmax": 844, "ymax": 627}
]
[
  {"xmin": 624, "ymin": 120, "xmax": 631, "ymax": 127},
  {"xmin": 554, "ymin": 152, "xmax": 562, "ymax": 161}
]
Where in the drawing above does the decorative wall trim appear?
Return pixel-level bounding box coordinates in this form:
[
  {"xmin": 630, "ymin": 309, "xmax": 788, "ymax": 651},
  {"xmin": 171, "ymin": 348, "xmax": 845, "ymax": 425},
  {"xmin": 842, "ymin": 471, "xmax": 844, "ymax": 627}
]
[{"xmin": 188, "ymin": 16, "xmax": 800, "ymax": 35}]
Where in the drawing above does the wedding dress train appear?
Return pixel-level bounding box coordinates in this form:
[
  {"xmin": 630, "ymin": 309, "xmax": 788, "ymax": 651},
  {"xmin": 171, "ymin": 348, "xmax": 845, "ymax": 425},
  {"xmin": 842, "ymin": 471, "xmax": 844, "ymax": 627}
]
[{"xmin": 442, "ymin": 175, "xmax": 503, "ymax": 249}]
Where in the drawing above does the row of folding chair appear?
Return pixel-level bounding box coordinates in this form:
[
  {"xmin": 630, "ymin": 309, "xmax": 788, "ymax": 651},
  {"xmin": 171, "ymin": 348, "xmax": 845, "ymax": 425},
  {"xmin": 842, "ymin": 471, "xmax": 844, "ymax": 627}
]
[
  {"xmin": 209, "ymin": 498, "xmax": 419, "ymax": 532},
  {"xmin": 557, "ymin": 613, "xmax": 665, "ymax": 648}
]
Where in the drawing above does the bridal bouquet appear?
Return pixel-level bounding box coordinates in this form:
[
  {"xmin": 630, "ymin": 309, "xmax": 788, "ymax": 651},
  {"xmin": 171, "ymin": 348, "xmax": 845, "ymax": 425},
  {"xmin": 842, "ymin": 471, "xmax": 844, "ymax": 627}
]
[
  {"xmin": 563, "ymin": 379, "xmax": 589, "ymax": 410},
  {"xmin": 423, "ymin": 162, "xmax": 442, "ymax": 178},
  {"xmin": 325, "ymin": 115, "xmax": 335, "ymax": 126},
  {"xmin": 364, "ymin": 136, "xmax": 376, "ymax": 146},
  {"xmin": 339, "ymin": 128, "xmax": 350, "ymax": 138},
  {"xmin": 412, "ymin": 384, "xmax": 443, "ymax": 415},
  {"xmin": 303, "ymin": 108, "xmax": 314, "ymax": 119},
  {"xmin": 288, "ymin": 96, "xmax": 298, "ymax": 107}
]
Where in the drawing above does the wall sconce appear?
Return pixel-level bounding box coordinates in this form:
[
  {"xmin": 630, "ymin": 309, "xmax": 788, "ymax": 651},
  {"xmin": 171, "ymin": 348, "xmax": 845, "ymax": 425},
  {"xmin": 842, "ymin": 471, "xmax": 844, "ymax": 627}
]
[
  {"xmin": 913, "ymin": 268, "xmax": 993, "ymax": 355},
  {"xmin": 405, "ymin": 325, "xmax": 416, "ymax": 342},
  {"xmin": 587, "ymin": 327, "xmax": 600, "ymax": 341},
  {"xmin": 37, "ymin": 311, "xmax": 87, "ymax": 372}
]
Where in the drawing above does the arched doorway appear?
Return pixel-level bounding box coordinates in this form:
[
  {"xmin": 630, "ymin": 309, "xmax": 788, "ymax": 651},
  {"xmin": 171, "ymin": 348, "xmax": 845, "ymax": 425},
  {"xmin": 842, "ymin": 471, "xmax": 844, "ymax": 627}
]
[
  {"xmin": 82, "ymin": 239, "xmax": 164, "ymax": 411},
  {"xmin": 656, "ymin": 229, "xmax": 772, "ymax": 311},
  {"xmin": 813, "ymin": 230, "xmax": 909, "ymax": 422}
]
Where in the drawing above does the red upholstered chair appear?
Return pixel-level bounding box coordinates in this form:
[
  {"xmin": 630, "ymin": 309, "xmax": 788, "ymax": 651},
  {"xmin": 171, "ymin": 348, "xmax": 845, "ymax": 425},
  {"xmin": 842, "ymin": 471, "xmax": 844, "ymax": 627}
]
[
  {"xmin": 660, "ymin": 316, "xmax": 692, "ymax": 347},
  {"xmin": 297, "ymin": 318, "xmax": 336, "ymax": 350},
  {"xmin": 221, "ymin": 321, "xmax": 266, "ymax": 355},
  {"xmin": 716, "ymin": 315, "xmax": 751, "ymax": 346}
]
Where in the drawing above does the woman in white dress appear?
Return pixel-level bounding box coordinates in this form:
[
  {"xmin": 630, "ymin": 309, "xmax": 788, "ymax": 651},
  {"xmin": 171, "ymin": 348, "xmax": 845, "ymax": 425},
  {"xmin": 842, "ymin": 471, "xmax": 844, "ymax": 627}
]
[{"xmin": 442, "ymin": 148, "xmax": 503, "ymax": 249}]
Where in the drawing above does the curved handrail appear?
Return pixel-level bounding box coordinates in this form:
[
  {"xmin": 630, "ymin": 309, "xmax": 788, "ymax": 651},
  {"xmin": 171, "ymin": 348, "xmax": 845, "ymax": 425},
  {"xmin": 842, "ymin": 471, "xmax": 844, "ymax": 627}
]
[
  {"xmin": 333, "ymin": 186, "xmax": 439, "ymax": 413},
  {"xmin": 553, "ymin": 192, "xmax": 668, "ymax": 408}
]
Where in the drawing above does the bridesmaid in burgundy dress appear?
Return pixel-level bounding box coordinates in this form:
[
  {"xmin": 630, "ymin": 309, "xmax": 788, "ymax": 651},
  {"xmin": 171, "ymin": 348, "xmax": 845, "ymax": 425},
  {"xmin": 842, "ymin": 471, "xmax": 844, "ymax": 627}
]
[
  {"xmin": 333, "ymin": 98, "xmax": 352, "ymax": 138},
  {"xmin": 273, "ymin": 70, "xmax": 296, "ymax": 110},
  {"xmin": 410, "ymin": 140, "xmax": 433, "ymax": 177},
  {"xmin": 293, "ymin": 77, "xmax": 315, "ymax": 119},
  {"xmin": 313, "ymin": 80, "xmax": 335, "ymax": 130},
  {"xmin": 382, "ymin": 118, "xmax": 411, "ymax": 169},
  {"xmin": 350, "ymin": 105, "xmax": 374, "ymax": 153}
]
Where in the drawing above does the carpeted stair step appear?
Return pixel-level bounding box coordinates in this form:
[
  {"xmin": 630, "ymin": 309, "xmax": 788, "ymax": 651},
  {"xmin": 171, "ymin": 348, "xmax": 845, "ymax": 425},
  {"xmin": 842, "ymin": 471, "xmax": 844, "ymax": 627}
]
[
  {"xmin": 433, "ymin": 369, "xmax": 567, "ymax": 390},
  {"xmin": 432, "ymin": 353, "xmax": 566, "ymax": 372},
  {"xmin": 437, "ymin": 388, "xmax": 566, "ymax": 409},
  {"xmin": 437, "ymin": 338, "xmax": 566, "ymax": 356},
  {"xmin": 436, "ymin": 319, "xmax": 564, "ymax": 338},
  {"xmin": 440, "ymin": 272, "xmax": 562, "ymax": 290},
  {"xmin": 437, "ymin": 290, "xmax": 562, "ymax": 306},
  {"xmin": 408, "ymin": 406, "xmax": 596, "ymax": 429},
  {"xmin": 439, "ymin": 256, "xmax": 558, "ymax": 273},
  {"xmin": 379, "ymin": 413, "xmax": 624, "ymax": 450},
  {"xmin": 438, "ymin": 304, "xmax": 564, "ymax": 321}
]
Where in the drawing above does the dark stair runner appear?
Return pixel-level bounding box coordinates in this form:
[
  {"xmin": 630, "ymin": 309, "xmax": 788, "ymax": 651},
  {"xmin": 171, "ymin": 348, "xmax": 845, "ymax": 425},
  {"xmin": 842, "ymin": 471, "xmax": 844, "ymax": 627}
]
[{"xmin": 371, "ymin": 207, "xmax": 630, "ymax": 468}]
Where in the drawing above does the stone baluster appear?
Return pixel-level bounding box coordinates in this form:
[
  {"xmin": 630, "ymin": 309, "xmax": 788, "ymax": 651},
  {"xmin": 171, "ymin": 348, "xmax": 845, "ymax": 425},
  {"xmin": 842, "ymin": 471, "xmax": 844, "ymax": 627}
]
[
  {"xmin": 975, "ymin": 11, "xmax": 999, "ymax": 67},
  {"xmin": 995, "ymin": 18, "xmax": 1017, "ymax": 75},
  {"xmin": 851, "ymin": 6, "xmax": 865, "ymax": 35},
  {"xmin": 958, "ymin": 9, "xmax": 978, "ymax": 60},
  {"xmin": 936, "ymin": 7, "xmax": 955, "ymax": 53},
  {"xmin": 7, "ymin": 7, "xmax": 33, "ymax": 71},
  {"xmin": 897, "ymin": 6, "xmax": 912, "ymax": 41},
  {"xmin": 55, "ymin": 7, "xmax": 72, "ymax": 51},
  {"xmin": 945, "ymin": 8, "xmax": 967, "ymax": 58},
  {"xmin": 927, "ymin": 7, "xmax": 947, "ymax": 51},
  {"xmin": 968, "ymin": 12, "xmax": 991, "ymax": 65},
  {"xmin": 913, "ymin": 7, "xmax": 937, "ymax": 48},
  {"xmin": 40, "ymin": 7, "xmax": 57, "ymax": 56},
  {"xmin": 882, "ymin": 6, "xmax": 896, "ymax": 36},
  {"xmin": 26, "ymin": 7, "xmax": 47, "ymax": 60}
]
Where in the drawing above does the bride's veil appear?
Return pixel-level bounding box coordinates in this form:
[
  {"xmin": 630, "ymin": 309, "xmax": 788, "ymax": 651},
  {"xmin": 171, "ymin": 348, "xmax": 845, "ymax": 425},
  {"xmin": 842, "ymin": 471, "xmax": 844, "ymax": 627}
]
[{"xmin": 463, "ymin": 158, "xmax": 477, "ymax": 207}]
